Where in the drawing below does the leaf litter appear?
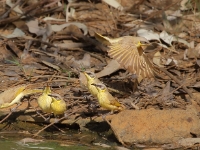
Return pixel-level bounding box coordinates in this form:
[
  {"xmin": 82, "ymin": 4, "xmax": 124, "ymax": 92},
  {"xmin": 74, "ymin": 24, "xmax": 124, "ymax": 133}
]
[{"xmin": 0, "ymin": 0, "xmax": 200, "ymax": 149}]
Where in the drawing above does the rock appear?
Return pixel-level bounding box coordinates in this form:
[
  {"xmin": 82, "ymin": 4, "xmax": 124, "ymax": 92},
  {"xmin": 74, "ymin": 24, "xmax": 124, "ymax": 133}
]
[{"xmin": 108, "ymin": 105, "xmax": 200, "ymax": 146}]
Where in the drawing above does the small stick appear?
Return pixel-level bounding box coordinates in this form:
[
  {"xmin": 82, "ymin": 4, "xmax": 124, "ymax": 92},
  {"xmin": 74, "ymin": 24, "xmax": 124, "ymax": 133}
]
[
  {"xmin": 158, "ymin": 67, "xmax": 193, "ymax": 99},
  {"xmin": 33, "ymin": 111, "xmax": 77, "ymax": 137},
  {"xmin": 0, "ymin": 104, "xmax": 21, "ymax": 124}
]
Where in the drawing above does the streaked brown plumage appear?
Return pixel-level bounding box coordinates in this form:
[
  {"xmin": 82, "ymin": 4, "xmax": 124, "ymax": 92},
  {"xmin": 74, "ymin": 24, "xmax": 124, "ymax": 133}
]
[
  {"xmin": 92, "ymin": 83, "xmax": 124, "ymax": 112},
  {"xmin": 95, "ymin": 33, "xmax": 155, "ymax": 83}
]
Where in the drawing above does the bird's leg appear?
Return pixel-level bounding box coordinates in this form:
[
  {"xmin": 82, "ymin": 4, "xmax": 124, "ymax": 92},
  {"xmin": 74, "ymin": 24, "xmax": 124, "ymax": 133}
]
[
  {"xmin": 88, "ymin": 102, "xmax": 98, "ymax": 113},
  {"xmin": 44, "ymin": 115, "xmax": 51, "ymax": 122},
  {"xmin": 132, "ymin": 78, "xmax": 139, "ymax": 93},
  {"xmin": 102, "ymin": 114, "xmax": 106, "ymax": 121},
  {"xmin": 51, "ymin": 114, "xmax": 60, "ymax": 123},
  {"xmin": 36, "ymin": 110, "xmax": 51, "ymax": 122},
  {"xmin": 83, "ymin": 94, "xmax": 93, "ymax": 101},
  {"xmin": 27, "ymin": 99, "xmax": 33, "ymax": 109},
  {"xmin": 64, "ymin": 112, "xmax": 68, "ymax": 119},
  {"xmin": 102, "ymin": 111, "xmax": 113, "ymax": 121},
  {"xmin": 54, "ymin": 117, "xmax": 59, "ymax": 123}
]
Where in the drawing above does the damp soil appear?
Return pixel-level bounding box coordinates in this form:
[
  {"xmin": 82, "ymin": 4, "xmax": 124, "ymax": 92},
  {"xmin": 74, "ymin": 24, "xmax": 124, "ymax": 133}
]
[{"xmin": 0, "ymin": 120, "xmax": 120, "ymax": 150}]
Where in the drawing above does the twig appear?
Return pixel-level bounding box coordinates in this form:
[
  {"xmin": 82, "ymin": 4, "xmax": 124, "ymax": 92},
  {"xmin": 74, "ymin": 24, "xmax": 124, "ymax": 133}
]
[
  {"xmin": 33, "ymin": 110, "xmax": 77, "ymax": 137},
  {"xmin": 0, "ymin": 0, "xmax": 22, "ymax": 19},
  {"xmin": 107, "ymin": 87, "xmax": 129, "ymax": 96},
  {"xmin": 0, "ymin": 104, "xmax": 21, "ymax": 124},
  {"xmin": 66, "ymin": 3, "xmax": 92, "ymax": 22},
  {"xmin": 35, "ymin": 110, "xmax": 65, "ymax": 133},
  {"xmin": 23, "ymin": 38, "xmax": 58, "ymax": 48},
  {"xmin": 158, "ymin": 67, "xmax": 193, "ymax": 99},
  {"xmin": 89, "ymin": 53, "xmax": 107, "ymax": 64},
  {"xmin": 156, "ymin": 81, "xmax": 189, "ymax": 102}
]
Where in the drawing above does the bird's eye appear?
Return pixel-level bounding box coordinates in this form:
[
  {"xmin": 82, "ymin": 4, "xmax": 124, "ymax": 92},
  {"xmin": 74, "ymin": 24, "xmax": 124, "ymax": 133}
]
[
  {"xmin": 101, "ymin": 87, "xmax": 105, "ymax": 90},
  {"xmin": 140, "ymin": 41, "xmax": 147, "ymax": 44},
  {"xmin": 140, "ymin": 41, "xmax": 150, "ymax": 46}
]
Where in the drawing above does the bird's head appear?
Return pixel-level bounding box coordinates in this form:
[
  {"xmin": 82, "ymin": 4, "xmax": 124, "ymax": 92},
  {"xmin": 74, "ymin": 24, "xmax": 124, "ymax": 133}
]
[
  {"xmin": 91, "ymin": 83, "xmax": 107, "ymax": 92},
  {"xmin": 43, "ymin": 86, "xmax": 51, "ymax": 95},
  {"xmin": 83, "ymin": 71, "xmax": 96, "ymax": 81},
  {"xmin": 135, "ymin": 41, "xmax": 150, "ymax": 47},
  {"xmin": 51, "ymin": 97, "xmax": 57, "ymax": 102}
]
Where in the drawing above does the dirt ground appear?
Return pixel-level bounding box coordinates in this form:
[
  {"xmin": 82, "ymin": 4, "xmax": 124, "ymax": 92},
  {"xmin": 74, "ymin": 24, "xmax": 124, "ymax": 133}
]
[{"xmin": 0, "ymin": 0, "xmax": 200, "ymax": 149}]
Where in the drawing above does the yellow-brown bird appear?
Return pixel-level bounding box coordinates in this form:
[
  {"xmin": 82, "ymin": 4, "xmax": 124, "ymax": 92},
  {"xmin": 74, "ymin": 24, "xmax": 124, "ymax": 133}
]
[
  {"xmin": 83, "ymin": 71, "xmax": 102, "ymax": 97},
  {"xmin": 92, "ymin": 83, "xmax": 124, "ymax": 112},
  {"xmin": 0, "ymin": 85, "xmax": 43, "ymax": 109},
  {"xmin": 37, "ymin": 86, "xmax": 52, "ymax": 113},
  {"xmin": 50, "ymin": 97, "xmax": 67, "ymax": 116},
  {"xmin": 95, "ymin": 33, "xmax": 155, "ymax": 83}
]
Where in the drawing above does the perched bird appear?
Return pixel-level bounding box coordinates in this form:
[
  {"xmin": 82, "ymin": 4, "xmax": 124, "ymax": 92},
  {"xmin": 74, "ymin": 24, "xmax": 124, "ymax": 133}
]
[
  {"xmin": 83, "ymin": 71, "xmax": 102, "ymax": 97},
  {"xmin": 50, "ymin": 97, "xmax": 67, "ymax": 116},
  {"xmin": 0, "ymin": 85, "xmax": 43, "ymax": 109},
  {"xmin": 95, "ymin": 33, "xmax": 156, "ymax": 83},
  {"xmin": 37, "ymin": 86, "xmax": 52, "ymax": 113},
  {"xmin": 92, "ymin": 83, "xmax": 124, "ymax": 112}
]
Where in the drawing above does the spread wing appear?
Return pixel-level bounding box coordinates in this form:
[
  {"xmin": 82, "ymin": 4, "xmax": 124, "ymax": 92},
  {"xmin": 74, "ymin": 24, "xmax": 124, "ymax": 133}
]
[{"xmin": 108, "ymin": 36, "xmax": 154, "ymax": 79}]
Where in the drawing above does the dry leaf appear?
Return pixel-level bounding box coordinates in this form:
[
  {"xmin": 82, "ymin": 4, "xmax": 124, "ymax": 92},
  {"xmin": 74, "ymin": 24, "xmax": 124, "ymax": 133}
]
[
  {"xmin": 26, "ymin": 19, "xmax": 41, "ymax": 35},
  {"xmin": 165, "ymin": 58, "xmax": 178, "ymax": 66},
  {"xmin": 1, "ymin": 28, "xmax": 25, "ymax": 38},
  {"xmin": 180, "ymin": 0, "xmax": 190, "ymax": 10},
  {"xmin": 56, "ymin": 40, "xmax": 85, "ymax": 49},
  {"xmin": 160, "ymin": 81, "xmax": 174, "ymax": 101},
  {"xmin": 190, "ymin": 82, "xmax": 200, "ymax": 88},
  {"xmin": 137, "ymin": 29, "xmax": 161, "ymax": 42},
  {"xmin": 102, "ymin": 0, "xmax": 123, "ymax": 10},
  {"xmin": 17, "ymin": 138, "xmax": 43, "ymax": 145},
  {"xmin": 153, "ymin": 51, "xmax": 164, "ymax": 67},
  {"xmin": 43, "ymin": 17, "xmax": 65, "ymax": 22},
  {"xmin": 137, "ymin": 29, "xmax": 191, "ymax": 48},
  {"xmin": 95, "ymin": 59, "xmax": 121, "ymax": 78},
  {"xmin": 79, "ymin": 72, "xmax": 87, "ymax": 88},
  {"xmin": 6, "ymin": 0, "xmax": 23, "ymax": 14},
  {"xmin": 51, "ymin": 22, "xmax": 88, "ymax": 35},
  {"xmin": 93, "ymin": 142, "xmax": 111, "ymax": 148},
  {"xmin": 71, "ymin": 53, "xmax": 91, "ymax": 69},
  {"xmin": 41, "ymin": 61, "xmax": 61, "ymax": 71}
]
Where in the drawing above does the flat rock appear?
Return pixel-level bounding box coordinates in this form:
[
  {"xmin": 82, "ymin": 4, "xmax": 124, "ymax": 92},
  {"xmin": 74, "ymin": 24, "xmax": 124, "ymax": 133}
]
[{"xmin": 109, "ymin": 105, "xmax": 200, "ymax": 145}]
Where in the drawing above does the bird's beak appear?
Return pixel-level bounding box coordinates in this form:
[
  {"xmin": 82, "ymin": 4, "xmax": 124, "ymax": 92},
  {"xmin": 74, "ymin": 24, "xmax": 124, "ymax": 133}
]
[
  {"xmin": 80, "ymin": 70, "xmax": 85, "ymax": 74},
  {"xmin": 136, "ymin": 41, "xmax": 150, "ymax": 47}
]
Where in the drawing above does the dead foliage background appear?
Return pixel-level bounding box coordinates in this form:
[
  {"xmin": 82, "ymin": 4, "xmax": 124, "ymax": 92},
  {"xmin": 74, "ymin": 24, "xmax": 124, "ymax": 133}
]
[{"xmin": 0, "ymin": 0, "xmax": 200, "ymax": 146}]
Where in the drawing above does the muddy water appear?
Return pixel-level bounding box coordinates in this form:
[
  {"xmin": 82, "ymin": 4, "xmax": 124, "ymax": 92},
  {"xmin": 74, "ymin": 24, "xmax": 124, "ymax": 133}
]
[
  {"xmin": 0, "ymin": 139, "xmax": 112, "ymax": 150},
  {"xmin": 0, "ymin": 121, "xmax": 119, "ymax": 150}
]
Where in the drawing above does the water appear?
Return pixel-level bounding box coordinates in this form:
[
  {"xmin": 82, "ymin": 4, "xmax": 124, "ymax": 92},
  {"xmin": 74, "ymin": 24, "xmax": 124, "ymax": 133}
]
[
  {"xmin": 0, "ymin": 139, "xmax": 101, "ymax": 150},
  {"xmin": 0, "ymin": 121, "xmax": 118, "ymax": 150}
]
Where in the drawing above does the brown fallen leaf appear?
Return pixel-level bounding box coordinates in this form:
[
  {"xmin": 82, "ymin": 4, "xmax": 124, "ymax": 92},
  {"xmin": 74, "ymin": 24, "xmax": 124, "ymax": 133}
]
[
  {"xmin": 41, "ymin": 60, "xmax": 61, "ymax": 72},
  {"xmin": 71, "ymin": 53, "xmax": 91, "ymax": 69},
  {"xmin": 95, "ymin": 59, "xmax": 121, "ymax": 78},
  {"xmin": 17, "ymin": 138, "xmax": 43, "ymax": 145}
]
